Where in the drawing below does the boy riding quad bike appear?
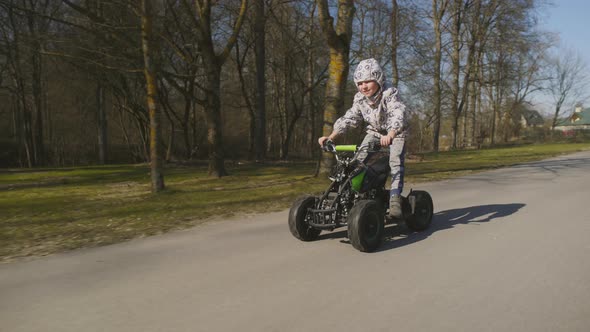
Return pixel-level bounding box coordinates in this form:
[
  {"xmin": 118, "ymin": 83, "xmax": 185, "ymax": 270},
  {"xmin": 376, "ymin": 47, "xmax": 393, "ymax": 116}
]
[
  {"xmin": 288, "ymin": 140, "xmax": 433, "ymax": 252},
  {"xmin": 288, "ymin": 58, "xmax": 433, "ymax": 252}
]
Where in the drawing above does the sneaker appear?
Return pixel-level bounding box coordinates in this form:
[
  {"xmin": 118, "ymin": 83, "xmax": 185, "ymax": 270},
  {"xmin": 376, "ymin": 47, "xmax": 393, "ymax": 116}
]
[{"xmin": 389, "ymin": 195, "xmax": 403, "ymax": 219}]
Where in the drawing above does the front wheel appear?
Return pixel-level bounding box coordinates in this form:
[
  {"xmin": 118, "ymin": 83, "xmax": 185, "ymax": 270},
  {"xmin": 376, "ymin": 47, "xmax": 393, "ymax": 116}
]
[
  {"xmin": 405, "ymin": 190, "xmax": 434, "ymax": 231},
  {"xmin": 348, "ymin": 200, "xmax": 384, "ymax": 252},
  {"xmin": 288, "ymin": 195, "xmax": 321, "ymax": 241}
]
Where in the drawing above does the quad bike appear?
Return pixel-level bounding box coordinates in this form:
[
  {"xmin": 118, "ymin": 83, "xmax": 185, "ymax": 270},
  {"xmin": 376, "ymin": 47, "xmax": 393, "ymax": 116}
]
[{"xmin": 288, "ymin": 140, "xmax": 433, "ymax": 252}]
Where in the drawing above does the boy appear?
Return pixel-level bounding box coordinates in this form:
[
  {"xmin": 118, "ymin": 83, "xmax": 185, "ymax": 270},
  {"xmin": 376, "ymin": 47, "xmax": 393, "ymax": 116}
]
[{"xmin": 318, "ymin": 58, "xmax": 408, "ymax": 218}]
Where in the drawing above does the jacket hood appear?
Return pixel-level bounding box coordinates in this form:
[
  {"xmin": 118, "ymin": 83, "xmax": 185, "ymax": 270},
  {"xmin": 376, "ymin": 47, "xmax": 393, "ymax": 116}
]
[{"xmin": 353, "ymin": 58, "xmax": 384, "ymax": 88}]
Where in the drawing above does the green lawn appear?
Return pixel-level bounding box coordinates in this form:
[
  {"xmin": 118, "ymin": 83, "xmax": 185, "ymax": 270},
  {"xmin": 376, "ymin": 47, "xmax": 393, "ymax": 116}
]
[{"xmin": 2, "ymin": 142, "xmax": 590, "ymax": 262}]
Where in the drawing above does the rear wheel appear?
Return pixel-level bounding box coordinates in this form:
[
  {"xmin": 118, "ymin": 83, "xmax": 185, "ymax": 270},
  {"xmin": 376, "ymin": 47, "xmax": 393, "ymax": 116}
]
[
  {"xmin": 288, "ymin": 195, "xmax": 321, "ymax": 241},
  {"xmin": 405, "ymin": 190, "xmax": 434, "ymax": 231},
  {"xmin": 348, "ymin": 200, "xmax": 384, "ymax": 252}
]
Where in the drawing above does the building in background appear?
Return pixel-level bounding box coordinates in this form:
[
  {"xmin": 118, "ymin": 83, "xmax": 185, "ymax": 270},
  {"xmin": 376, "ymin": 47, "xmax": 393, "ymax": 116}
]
[
  {"xmin": 554, "ymin": 105, "xmax": 590, "ymax": 136},
  {"xmin": 519, "ymin": 109, "xmax": 545, "ymax": 128}
]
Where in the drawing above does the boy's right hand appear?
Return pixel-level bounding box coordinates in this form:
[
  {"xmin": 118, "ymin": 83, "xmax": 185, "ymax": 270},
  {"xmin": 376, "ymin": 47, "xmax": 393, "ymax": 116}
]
[{"xmin": 318, "ymin": 136, "xmax": 329, "ymax": 147}]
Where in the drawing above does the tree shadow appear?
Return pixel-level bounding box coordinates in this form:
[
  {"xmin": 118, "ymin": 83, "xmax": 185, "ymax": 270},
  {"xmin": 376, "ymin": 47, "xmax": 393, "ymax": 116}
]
[
  {"xmin": 511, "ymin": 157, "xmax": 590, "ymax": 171},
  {"xmin": 318, "ymin": 203, "xmax": 526, "ymax": 252},
  {"xmin": 457, "ymin": 157, "xmax": 590, "ymax": 185}
]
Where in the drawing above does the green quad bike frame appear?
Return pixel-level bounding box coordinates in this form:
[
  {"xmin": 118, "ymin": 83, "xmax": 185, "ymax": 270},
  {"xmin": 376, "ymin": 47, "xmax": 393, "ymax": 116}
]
[{"xmin": 289, "ymin": 140, "xmax": 434, "ymax": 252}]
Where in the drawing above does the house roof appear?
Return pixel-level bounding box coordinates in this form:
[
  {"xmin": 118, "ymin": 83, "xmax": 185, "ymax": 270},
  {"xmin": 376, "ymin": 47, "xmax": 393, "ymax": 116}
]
[
  {"xmin": 521, "ymin": 109, "xmax": 544, "ymax": 126},
  {"xmin": 556, "ymin": 108, "xmax": 590, "ymax": 127}
]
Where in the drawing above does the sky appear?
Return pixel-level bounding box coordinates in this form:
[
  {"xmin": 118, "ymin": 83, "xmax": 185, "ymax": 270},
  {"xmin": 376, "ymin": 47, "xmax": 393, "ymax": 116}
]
[
  {"xmin": 541, "ymin": 0, "xmax": 589, "ymax": 57},
  {"xmin": 535, "ymin": 0, "xmax": 590, "ymax": 114}
]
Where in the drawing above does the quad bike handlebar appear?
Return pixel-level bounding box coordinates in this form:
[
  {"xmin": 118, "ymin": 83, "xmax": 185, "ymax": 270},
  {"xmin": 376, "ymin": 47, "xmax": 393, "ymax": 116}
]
[
  {"xmin": 322, "ymin": 140, "xmax": 384, "ymax": 164},
  {"xmin": 321, "ymin": 139, "xmax": 337, "ymax": 153},
  {"xmin": 322, "ymin": 140, "xmax": 382, "ymax": 153}
]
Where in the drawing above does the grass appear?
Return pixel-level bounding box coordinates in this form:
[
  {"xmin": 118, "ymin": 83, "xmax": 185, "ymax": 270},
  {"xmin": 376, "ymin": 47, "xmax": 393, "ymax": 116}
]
[{"xmin": 2, "ymin": 142, "xmax": 590, "ymax": 262}]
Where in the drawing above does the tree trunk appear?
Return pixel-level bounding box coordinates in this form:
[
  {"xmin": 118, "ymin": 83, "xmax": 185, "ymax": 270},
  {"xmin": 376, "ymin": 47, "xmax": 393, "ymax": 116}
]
[
  {"xmin": 473, "ymin": 43, "xmax": 485, "ymax": 147},
  {"xmin": 203, "ymin": 61, "xmax": 228, "ymax": 177},
  {"xmin": 31, "ymin": 47, "xmax": 44, "ymax": 165},
  {"xmin": 16, "ymin": 75, "xmax": 34, "ymax": 168},
  {"xmin": 432, "ymin": 0, "xmax": 448, "ymax": 152},
  {"xmin": 307, "ymin": 5, "xmax": 318, "ymax": 159},
  {"xmin": 141, "ymin": 0, "xmax": 165, "ymax": 192},
  {"xmin": 317, "ymin": 0, "xmax": 355, "ymax": 175},
  {"xmin": 165, "ymin": 109, "xmax": 174, "ymax": 162},
  {"xmin": 235, "ymin": 43, "xmax": 256, "ymax": 159},
  {"xmin": 179, "ymin": 77, "xmax": 195, "ymax": 160},
  {"xmin": 468, "ymin": 77, "xmax": 477, "ymax": 147},
  {"xmin": 450, "ymin": 0, "xmax": 462, "ymax": 150},
  {"xmin": 24, "ymin": 1, "xmax": 46, "ymax": 166},
  {"xmin": 280, "ymin": 55, "xmax": 289, "ymax": 160},
  {"xmin": 96, "ymin": 82, "xmax": 108, "ymax": 164},
  {"xmin": 552, "ymin": 100, "xmax": 564, "ymax": 130},
  {"xmin": 254, "ymin": 0, "xmax": 267, "ymax": 161},
  {"xmin": 491, "ymin": 52, "xmax": 505, "ymax": 146}
]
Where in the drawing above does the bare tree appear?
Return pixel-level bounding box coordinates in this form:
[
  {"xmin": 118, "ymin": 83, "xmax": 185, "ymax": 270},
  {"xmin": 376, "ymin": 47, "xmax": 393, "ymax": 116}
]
[
  {"xmin": 0, "ymin": 0, "xmax": 60, "ymax": 166},
  {"xmin": 2, "ymin": 0, "xmax": 33, "ymax": 166},
  {"xmin": 254, "ymin": 0, "xmax": 266, "ymax": 161},
  {"xmin": 449, "ymin": 0, "xmax": 464, "ymax": 150},
  {"xmin": 60, "ymin": 0, "xmax": 153, "ymax": 164},
  {"xmin": 189, "ymin": 0, "xmax": 248, "ymax": 177},
  {"xmin": 547, "ymin": 48, "xmax": 589, "ymax": 130},
  {"xmin": 92, "ymin": 0, "xmax": 108, "ymax": 164},
  {"xmin": 159, "ymin": 1, "xmax": 206, "ymax": 160},
  {"xmin": 431, "ymin": 0, "xmax": 449, "ymax": 152},
  {"xmin": 500, "ymin": 40, "xmax": 546, "ymax": 141},
  {"xmin": 141, "ymin": 0, "xmax": 165, "ymax": 192}
]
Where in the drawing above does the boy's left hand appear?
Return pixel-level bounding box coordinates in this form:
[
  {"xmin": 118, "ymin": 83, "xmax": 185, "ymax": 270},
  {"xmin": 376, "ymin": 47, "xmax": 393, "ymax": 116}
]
[{"xmin": 380, "ymin": 134, "xmax": 394, "ymax": 147}]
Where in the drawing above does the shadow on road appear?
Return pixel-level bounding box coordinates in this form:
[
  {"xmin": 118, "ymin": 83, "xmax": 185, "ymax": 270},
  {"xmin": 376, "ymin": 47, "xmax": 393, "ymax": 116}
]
[
  {"xmin": 378, "ymin": 203, "xmax": 526, "ymax": 251},
  {"xmin": 319, "ymin": 203, "xmax": 525, "ymax": 252}
]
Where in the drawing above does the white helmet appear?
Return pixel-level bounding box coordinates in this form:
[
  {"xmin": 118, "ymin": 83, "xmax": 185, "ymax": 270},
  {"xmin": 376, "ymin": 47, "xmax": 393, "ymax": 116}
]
[{"xmin": 353, "ymin": 58, "xmax": 384, "ymax": 88}]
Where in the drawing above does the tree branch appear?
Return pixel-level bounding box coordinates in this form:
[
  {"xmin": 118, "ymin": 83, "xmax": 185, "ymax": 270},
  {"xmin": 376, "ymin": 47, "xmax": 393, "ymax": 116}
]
[{"xmin": 218, "ymin": 0, "xmax": 248, "ymax": 64}]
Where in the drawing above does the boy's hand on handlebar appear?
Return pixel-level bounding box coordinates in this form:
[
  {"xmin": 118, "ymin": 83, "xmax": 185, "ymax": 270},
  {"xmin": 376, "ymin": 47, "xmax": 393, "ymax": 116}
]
[
  {"xmin": 319, "ymin": 135, "xmax": 337, "ymax": 147},
  {"xmin": 319, "ymin": 136, "xmax": 337, "ymax": 152}
]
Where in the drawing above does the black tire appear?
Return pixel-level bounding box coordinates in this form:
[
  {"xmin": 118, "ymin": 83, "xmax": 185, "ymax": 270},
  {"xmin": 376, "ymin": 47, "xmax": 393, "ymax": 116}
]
[
  {"xmin": 347, "ymin": 200, "xmax": 384, "ymax": 252},
  {"xmin": 288, "ymin": 195, "xmax": 321, "ymax": 241},
  {"xmin": 405, "ymin": 190, "xmax": 434, "ymax": 231}
]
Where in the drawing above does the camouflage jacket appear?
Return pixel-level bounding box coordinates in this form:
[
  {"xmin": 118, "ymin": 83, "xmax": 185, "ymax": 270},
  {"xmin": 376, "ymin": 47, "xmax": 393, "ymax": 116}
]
[{"xmin": 333, "ymin": 83, "xmax": 408, "ymax": 139}]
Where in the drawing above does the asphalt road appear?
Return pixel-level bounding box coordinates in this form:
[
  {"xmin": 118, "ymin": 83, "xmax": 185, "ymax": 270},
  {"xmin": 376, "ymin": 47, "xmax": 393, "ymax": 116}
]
[{"xmin": 2, "ymin": 151, "xmax": 590, "ymax": 332}]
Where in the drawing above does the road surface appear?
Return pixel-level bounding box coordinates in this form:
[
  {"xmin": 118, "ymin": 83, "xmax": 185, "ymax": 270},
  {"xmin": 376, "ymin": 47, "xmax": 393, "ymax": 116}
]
[{"xmin": 1, "ymin": 151, "xmax": 590, "ymax": 332}]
